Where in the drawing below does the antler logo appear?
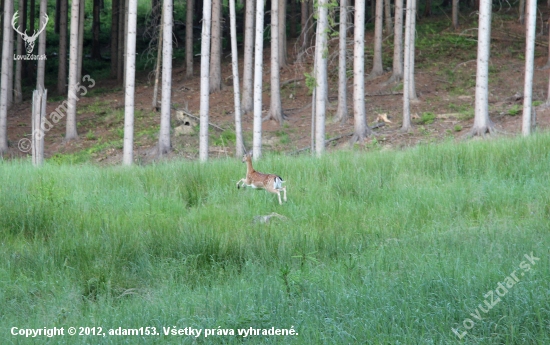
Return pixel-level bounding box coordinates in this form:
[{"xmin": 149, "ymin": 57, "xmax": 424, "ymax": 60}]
[{"xmin": 12, "ymin": 11, "xmax": 48, "ymax": 54}]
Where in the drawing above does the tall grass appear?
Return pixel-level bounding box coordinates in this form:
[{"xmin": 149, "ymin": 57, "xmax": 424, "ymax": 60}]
[{"xmin": 1, "ymin": 134, "xmax": 549, "ymax": 344}]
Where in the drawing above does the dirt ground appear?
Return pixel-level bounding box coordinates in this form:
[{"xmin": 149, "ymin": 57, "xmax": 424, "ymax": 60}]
[{"xmin": 4, "ymin": 12, "xmax": 550, "ymax": 164}]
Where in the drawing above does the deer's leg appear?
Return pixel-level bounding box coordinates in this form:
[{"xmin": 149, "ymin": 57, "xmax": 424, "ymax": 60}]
[{"xmin": 237, "ymin": 178, "xmax": 246, "ymax": 189}]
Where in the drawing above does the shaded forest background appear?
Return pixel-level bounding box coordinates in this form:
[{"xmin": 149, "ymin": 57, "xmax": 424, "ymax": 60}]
[{"xmin": 2, "ymin": 0, "xmax": 550, "ymax": 163}]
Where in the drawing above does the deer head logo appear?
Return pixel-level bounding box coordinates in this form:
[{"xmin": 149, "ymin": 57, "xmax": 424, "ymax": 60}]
[{"xmin": 12, "ymin": 11, "xmax": 49, "ymax": 54}]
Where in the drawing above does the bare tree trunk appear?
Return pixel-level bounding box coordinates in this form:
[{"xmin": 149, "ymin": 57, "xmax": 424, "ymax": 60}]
[
  {"xmin": 0, "ymin": 0, "xmax": 13, "ymax": 153},
  {"xmin": 152, "ymin": 8, "xmax": 163, "ymax": 110},
  {"xmin": 185, "ymin": 0, "xmax": 194, "ymax": 78},
  {"xmin": 297, "ymin": 0, "xmax": 313, "ymax": 63},
  {"xmin": 278, "ymin": 0, "xmax": 287, "ymax": 68},
  {"xmin": 92, "ymin": 0, "xmax": 102, "ymax": 59},
  {"xmin": 65, "ymin": 0, "xmax": 80, "ymax": 141},
  {"xmin": 159, "ymin": 0, "xmax": 173, "ymax": 156},
  {"xmin": 199, "ymin": 0, "xmax": 212, "ymax": 161},
  {"xmin": 57, "ymin": 0, "xmax": 67, "ymax": 94},
  {"xmin": 471, "ymin": 0, "xmax": 495, "ymax": 136},
  {"xmin": 384, "ymin": 0, "xmax": 392, "ymax": 34},
  {"xmin": 408, "ymin": 0, "xmax": 417, "ymax": 101},
  {"xmin": 351, "ymin": 0, "xmax": 373, "ymax": 143},
  {"xmin": 32, "ymin": 88, "xmax": 46, "ymax": 166},
  {"xmin": 15, "ymin": 0, "xmax": 25, "ymax": 103},
  {"xmin": 209, "ymin": 0, "xmax": 222, "ymax": 93},
  {"xmin": 241, "ymin": 0, "xmax": 254, "ymax": 114},
  {"xmin": 314, "ymin": 0, "xmax": 328, "ymax": 156},
  {"xmin": 369, "ymin": 0, "xmax": 385, "ymax": 79},
  {"xmin": 402, "ymin": 0, "xmax": 413, "ymax": 131},
  {"xmin": 110, "ymin": 0, "xmax": 119, "ymax": 78},
  {"xmin": 123, "ymin": 0, "xmax": 129, "ymax": 85},
  {"xmin": 519, "ymin": 0, "xmax": 525, "ymax": 25},
  {"xmin": 252, "ymin": 0, "xmax": 265, "ymax": 159},
  {"xmin": 289, "ymin": 0, "xmax": 297, "ymax": 38},
  {"xmin": 7, "ymin": 14, "xmax": 14, "ymax": 108},
  {"xmin": 117, "ymin": 0, "xmax": 125, "ymax": 82},
  {"xmin": 229, "ymin": 0, "xmax": 244, "ymax": 157},
  {"xmin": 335, "ymin": 0, "xmax": 348, "ymax": 124},
  {"xmin": 452, "ymin": 0, "xmax": 459, "ymax": 30},
  {"xmin": 77, "ymin": 0, "xmax": 85, "ymax": 82},
  {"xmin": 387, "ymin": 0, "xmax": 403, "ymax": 84},
  {"xmin": 424, "ymin": 0, "xmax": 432, "ymax": 17},
  {"xmin": 36, "ymin": 0, "xmax": 47, "ymax": 90},
  {"xmin": 30, "ymin": 0, "xmax": 35, "ymax": 32},
  {"xmin": 122, "ymin": 0, "xmax": 138, "ymax": 164},
  {"xmin": 522, "ymin": 0, "xmax": 536, "ymax": 136},
  {"xmin": 266, "ymin": 0, "xmax": 285, "ymax": 125}
]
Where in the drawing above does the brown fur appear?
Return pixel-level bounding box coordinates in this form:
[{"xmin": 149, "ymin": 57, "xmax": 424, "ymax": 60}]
[{"xmin": 236, "ymin": 153, "xmax": 287, "ymax": 204}]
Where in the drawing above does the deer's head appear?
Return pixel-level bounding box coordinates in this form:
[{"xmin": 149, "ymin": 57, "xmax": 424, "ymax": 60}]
[{"xmin": 12, "ymin": 11, "xmax": 49, "ymax": 54}]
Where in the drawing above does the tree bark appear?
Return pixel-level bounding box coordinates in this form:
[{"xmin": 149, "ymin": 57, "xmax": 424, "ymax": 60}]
[
  {"xmin": 369, "ymin": 0, "xmax": 385, "ymax": 79},
  {"xmin": 15, "ymin": 0, "xmax": 25, "ymax": 103},
  {"xmin": 65, "ymin": 0, "xmax": 80, "ymax": 141},
  {"xmin": 32, "ymin": 88, "xmax": 46, "ymax": 166},
  {"xmin": 297, "ymin": 0, "xmax": 313, "ymax": 63},
  {"xmin": 199, "ymin": 0, "xmax": 212, "ymax": 161},
  {"xmin": 122, "ymin": 0, "xmax": 138, "ymax": 164},
  {"xmin": 0, "ymin": 0, "xmax": 13, "ymax": 153},
  {"xmin": 209, "ymin": 0, "xmax": 222, "ymax": 93},
  {"xmin": 519, "ymin": 0, "xmax": 525, "ymax": 25},
  {"xmin": 384, "ymin": 0, "xmax": 392, "ymax": 34},
  {"xmin": 57, "ymin": 0, "xmax": 68, "ymax": 94},
  {"xmin": 92, "ymin": 0, "xmax": 102, "ymax": 59},
  {"xmin": 387, "ymin": 0, "xmax": 403, "ymax": 84},
  {"xmin": 314, "ymin": 0, "xmax": 328, "ymax": 156},
  {"xmin": 110, "ymin": 0, "xmax": 119, "ymax": 78},
  {"xmin": 252, "ymin": 0, "xmax": 265, "ymax": 159},
  {"xmin": 159, "ymin": 0, "xmax": 173, "ymax": 156},
  {"xmin": 229, "ymin": 0, "xmax": 244, "ymax": 157},
  {"xmin": 289, "ymin": 0, "xmax": 297, "ymax": 38},
  {"xmin": 7, "ymin": 12, "xmax": 14, "ymax": 107},
  {"xmin": 266, "ymin": 0, "xmax": 285, "ymax": 125},
  {"xmin": 241, "ymin": 0, "xmax": 255, "ymax": 114},
  {"xmin": 408, "ymin": 0, "xmax": 417, "ymax": 101},
  {"xmin": 335, "ymin": 0, "xmax": 348, "ymax": 124},
  {"xmin": 471, "ymin": 0, "xmax": 495, "ymax": 136},
  {"xmin": 185, "ymin": 0, "xmax": 194, "ymax": 78},
  {"xmin": 36, "ymin": 0, "xmax": 47, "ymax": 90},
  {"xmin": 77, "ymin": 0, "xmax": 85, "ymax": 82},
  {"xmin": 278, "ymin": 0, "xmax": 287, "ymax": 68},
  {"xmin": 117, "ymin": 0, "xmax": 125, "ymax": 82},
  {"xmin": 452, "ymin": 0, "xmax": 459, "ymax": 30},
  {"xmin": 152, "ymin": 7, "xmax": 163, "ymax": 110},
  {"xmin": 402, "ymin": 0, "xmax": 413, "ymax": 131},
  {"xmin": 522, "ymin": 0, "xmax": 536, "ymax": 136},
  {"xmin": 351, "ymin": 0, "xmax": 373, "ymax": 143}
]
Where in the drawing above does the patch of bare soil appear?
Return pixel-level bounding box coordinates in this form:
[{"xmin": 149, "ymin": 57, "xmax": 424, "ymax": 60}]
[{"xmin": 4, "ymin": 13, "xmax": 550, "ymax": 164}]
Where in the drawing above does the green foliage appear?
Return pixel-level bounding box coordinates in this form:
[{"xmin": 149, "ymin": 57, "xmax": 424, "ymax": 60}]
[
  {"xmin": 508, "ymin": 104, "xmax": 521, "ymax": 116},
  {"xmin": 418, "ymin": 112, "xmax": 436, "ymax": 125},
  {"xmin": 212, "ymin": 130, "xmax": 237, "ymax": 146},
  {"xmin": 304, "ymin": 72, "xmax": 317, "ymax": 96},
  {"xmin": 2, "ymin": 134, "xmax": 550, "ymax": 343}
]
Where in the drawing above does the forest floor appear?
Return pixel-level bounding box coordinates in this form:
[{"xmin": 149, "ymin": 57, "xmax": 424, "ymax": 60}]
[{"xmin": 4, "ymin": 11, "xmax": 550, "ymax": 164}]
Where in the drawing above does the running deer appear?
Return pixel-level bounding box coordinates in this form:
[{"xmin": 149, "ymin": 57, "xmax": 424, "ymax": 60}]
[{"xmin": 236, "ymin": 153, "xmax": 287, "ymax": 205}]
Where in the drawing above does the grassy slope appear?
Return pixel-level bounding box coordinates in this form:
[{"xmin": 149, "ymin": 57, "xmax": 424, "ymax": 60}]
[{"xmin": 1, "ymin": 134, "xmax": 549, "ymax": 344}]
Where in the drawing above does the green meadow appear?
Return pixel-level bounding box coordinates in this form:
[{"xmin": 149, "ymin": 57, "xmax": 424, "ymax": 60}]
[{"xmin": 1, "ymin": 134, "xmax": 549, "ymax": 344}]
